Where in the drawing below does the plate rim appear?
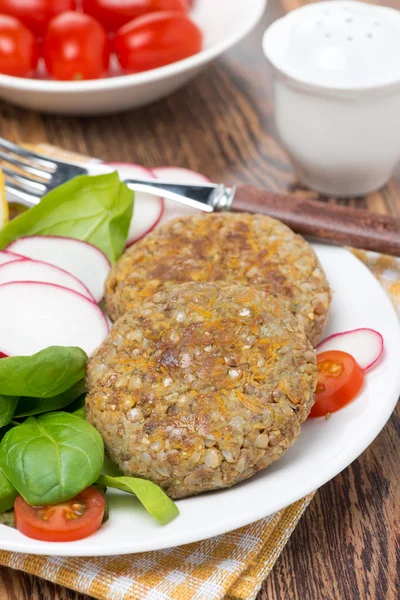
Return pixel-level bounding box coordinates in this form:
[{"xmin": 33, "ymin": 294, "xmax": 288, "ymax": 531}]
[{"xmin": 1, "ymin": 244, "xmax": 399, "ymax": 556}]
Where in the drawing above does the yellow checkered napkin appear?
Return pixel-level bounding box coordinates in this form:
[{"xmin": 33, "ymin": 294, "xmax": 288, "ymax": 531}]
[{"xmin": 0, "ymin": 249, "xmax": 399, "ymax": 600}]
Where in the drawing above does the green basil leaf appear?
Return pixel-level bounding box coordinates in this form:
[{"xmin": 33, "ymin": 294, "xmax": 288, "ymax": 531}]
[
  {"xmin": 0, "ymin": 469, "xmax": 17, "ymax": 513},
  {"xmin": 15, "ymin": 380, "xmax": 86, "ymax": 418},
  {"xmin": 96, "ymin": 474, "xmax": 179, "ymax": 525},
  {"xmin": 0, "ymin": 422, "xmax": 17, "ymax": 442},
  {"xmin": 0, "ymin": 396, "xmax": 19, "ymax": 427},
  {"xmin": 102, "ymin": 454, "xmax": 123, "ymax": 477},
  {"xmin": 0, "ymin": 412, "xmax": 104, "ymax": 506},
  {"xmin": 0, "ymin": 346, "xmax": 87, "ymax": 398},
  {"xmin": 0, "ymin": 172, "xmax": 134, "ymax": 263},
  {"xmin": 73, "ymin": 405, "xmax": 86, "ymax": 420},
  {"xmin": 65, "ymin": 394, "xmax": 86, "ymax": 415}
]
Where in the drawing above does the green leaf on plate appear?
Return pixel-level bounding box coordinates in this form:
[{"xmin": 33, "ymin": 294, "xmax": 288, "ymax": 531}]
[
  {"xmin": 14, "ymin": 379, "xmax": 86, "ymax": 418},
  {"xmin": 96, "ymin": 474, "xmax": 179, "ymax": 525},
  {"xmin": 0, "ymin": 469, "xmax": 17, "ymax": 513},
  {"xmin": 0, "ymin": 172, "xmax": 134, "ymax": 263},
  {"xmin": 0, "ymin": 346, "xmax": 87, "ymax": 398},
  {"xmin": 0, "ymin": 396, "xmax": 19, "ymax": 428},
  {"xmin": 0, "ymin": 412, "xmax": 104, "ymax": 506}
]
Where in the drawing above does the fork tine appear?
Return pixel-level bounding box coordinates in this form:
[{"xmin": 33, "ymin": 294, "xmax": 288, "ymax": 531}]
[
  {"xmin": 0, "ymin": 137, "xmax": 57, "ymax": 170},
  {"xmin": 3, "ymin": 168, "xmax": 47, "ymax": 193},
  {"xmin": 0, "ymin": 150, "xmax": 52, "ymax": 180},
  {"xmin": 5, "ymin": 181, "xmax": 41, "ymax": 206}
]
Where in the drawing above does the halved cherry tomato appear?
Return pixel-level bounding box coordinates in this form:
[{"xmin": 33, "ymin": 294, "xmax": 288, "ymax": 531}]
[
  {"xmin": 82, "ymin": 0, "xmax": 187, "ymax": 32},
  {"xmin": 43, "ymin": 12, "xmax": 110, "ymax": 81},
  {"xmin": 0, "ymin": 15, "xmax": 39, "ymax": 77},
  {"xmin": 115, "ymin": 12, "xmax": 202, "ymax": 74},
  {"xmin": 0, "ymin": 0, "xmax": 76, "ymax": 36},
  {"xmin": 14, "ymin": 487, "xmax": 105, "ymax": 542},
  {"xmin": 309, "ymin": 350, "xmax": 365, "ymax": 418}
]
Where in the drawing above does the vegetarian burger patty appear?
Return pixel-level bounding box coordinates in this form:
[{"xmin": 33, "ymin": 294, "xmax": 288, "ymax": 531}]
[
  {"xmin": 105, "ymin": 213, "xmax": 331, "ymax": 345},
  {"xmin": 87, "ymin": 282, "xmax": 318, "ymax": 499}
]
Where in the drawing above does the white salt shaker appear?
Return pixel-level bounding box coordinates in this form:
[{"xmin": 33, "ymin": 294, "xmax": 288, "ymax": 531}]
[{"xmin": 262, "ymin": 1, "xmax": 400, "ymax": 197}]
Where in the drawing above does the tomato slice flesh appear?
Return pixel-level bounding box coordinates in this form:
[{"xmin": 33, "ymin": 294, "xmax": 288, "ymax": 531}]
[
  {"xmin": 309, "ymin": 350, "xmax": 364, "ymax": 418},
  {"xmin": 14, "ymin": 487, "xmax": 105, "ymax": 542}
]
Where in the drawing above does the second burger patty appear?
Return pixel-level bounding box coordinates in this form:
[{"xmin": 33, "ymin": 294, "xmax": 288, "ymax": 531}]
[{"xmin": 105, "ymin": 212, "xmax": 331, "ymax": 345}]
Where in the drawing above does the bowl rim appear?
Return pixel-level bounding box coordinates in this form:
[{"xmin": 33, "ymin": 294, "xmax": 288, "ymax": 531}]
[{"xmin": 0, "ymin": 0, "xmax": 267, "ymax": 94}]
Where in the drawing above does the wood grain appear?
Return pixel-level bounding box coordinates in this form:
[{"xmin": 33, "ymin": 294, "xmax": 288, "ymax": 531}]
[
  {"xmin": 0, "ymin": 1, "xmax": 399, "ymax": 599},
  {"xmin": 233, "ymin": 186, "xmax": 400, "ymax": 255}
]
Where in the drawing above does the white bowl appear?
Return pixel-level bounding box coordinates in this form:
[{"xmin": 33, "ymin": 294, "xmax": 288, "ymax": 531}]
[{"xmin": 0, "ymin": 0, "xmax": 266, "ymax": 115}]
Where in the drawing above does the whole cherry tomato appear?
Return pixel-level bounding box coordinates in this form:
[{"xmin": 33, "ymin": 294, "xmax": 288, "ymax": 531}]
[
  {"xmin": 14, "ymin": 487, "xmax": 105, "ymax": 542},
  {"xmin": 115, "ymin": 12, "xmax": 203, "ymax": 74},
  {"xmin": 0, "ymin": 0, "xmax": 76, "ymax": 36},
  {"xmin": 309, "ymin": 350, "xmax": 365, "ymax": 418},
  {"xmin": 82, "ymin": 0, "xmax": 187, "ymax": 32},
  {"xmin": 43, "ymin": 11, "xmax": 110, "ymax": 81},
  {"xmin": 0, "ymin": 15, "xmax": 39, "ymax": 77}
]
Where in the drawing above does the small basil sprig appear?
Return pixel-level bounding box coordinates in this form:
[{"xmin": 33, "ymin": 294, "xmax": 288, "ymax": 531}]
[
  {"xmin": 0, "ymin": 469, "xmax": 17, "ymax": 513},
  {"xmin": 14, "ymin": 379, "xmax": 86, "ymax": 418},
  {"xmin": 0, "ymin": 412, "xmax": 104, "ymax": 506},
  {"xmin": 0, "ymin": 346, "xmax": 87, "ymax": 398},
  {"xmin": 0, "ymin": 172, "xmax": 134, "ymax": 263},
  {"xmin": 96, "ymin": 475, "xmax": 179, "ymax": 525}
]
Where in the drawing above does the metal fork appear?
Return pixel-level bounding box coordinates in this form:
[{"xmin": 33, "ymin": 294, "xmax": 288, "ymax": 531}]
[
  {"xmin": 0, "ymin": 137, "xmax": 236, "ymax": 212},
  {"xmin": 1, "ymin": 137, "xmax": 400, "ymax": 256}
]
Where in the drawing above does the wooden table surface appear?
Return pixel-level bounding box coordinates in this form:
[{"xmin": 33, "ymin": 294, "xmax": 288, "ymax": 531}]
[{"xmin": 0, "ymin": 1, "xmax": 399, "ymax": 599}]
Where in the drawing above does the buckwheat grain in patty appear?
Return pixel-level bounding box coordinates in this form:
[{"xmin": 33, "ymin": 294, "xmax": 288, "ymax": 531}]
[
  {"xmin": 87, "ymin": 282, "xmax": 317, "ymax": 499},
  {"xmin": 105, "ymin": 213, "xmax": 330, "ymax": 345}
]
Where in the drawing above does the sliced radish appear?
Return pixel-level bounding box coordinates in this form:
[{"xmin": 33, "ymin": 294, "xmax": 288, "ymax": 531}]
[
  {"xmin": 316, "ymin": 328, "xmax": 384, "ymax": 371},
  {"xmin": 6, "ymin": 236, "xmax": 110, "ymax": 303},
  {"xmin": 152, "ymin": 167, "xmax": 211, "ymax": 184},
  {"xmin": 0, "ymin": 282, "xmax": 108, "ymax": 357},
  {"xmin": 0, "ymin": 259, "xmax": 94, "ymax": 301},
  {"xmin": 107, "ymin": 163, "xmax": 164, "ymax": 246},
  {"xmin": 152, "ymin": 167, "xmax": 211, "ymax": 225},
  {"xmin": 0, "ymin": 250, "xmax": 23, "ymax": 265}
]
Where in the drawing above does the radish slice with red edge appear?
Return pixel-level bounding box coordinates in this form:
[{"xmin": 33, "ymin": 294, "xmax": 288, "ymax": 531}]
[
  {"xmin": 6, "ymin": 236, "xmax": 110, "ymax": 303},
  {"xmin": 107, "ymin": 163, "xmax": 164, "ymax": 246},
  {"xmin": 152, "ymin": 167, "xmax": 211, "ymax": 184},
  {"xmin": 0, "ymin": 259, "xmax": 95, "ymax": 301},
  {"xmin": 0, "ymin": 281, "xmax": 109, "ymax": 357},
  {"xmin": 152, "ymin": 167, "xmax": 211, "ymax": 225},
  {"xmin": 0, "ymin": 250, "xmax": 23, "ymax": 265},
  {"xmin": 316, "ymin": 328, "xmax": 384, "ymax": 371}
]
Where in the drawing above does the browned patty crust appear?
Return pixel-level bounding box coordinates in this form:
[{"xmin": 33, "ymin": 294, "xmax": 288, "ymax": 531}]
[
  {"xmin": 105, "ymin": 213, "xmax": 331, "ymax": 346},
  {"xmin": 87, "ymin": 282, "xmax": 318, "ymax": 499}
]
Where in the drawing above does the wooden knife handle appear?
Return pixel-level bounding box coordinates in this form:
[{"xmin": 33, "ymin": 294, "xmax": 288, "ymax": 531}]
[{"xmin": 232, "ymin": 185, "xmax": 400, "ymax": 256}]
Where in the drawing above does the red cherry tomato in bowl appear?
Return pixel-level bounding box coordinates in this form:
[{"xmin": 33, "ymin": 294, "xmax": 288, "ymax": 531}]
[
  {"xmin": 0, "ymin": 15, "xmax": 39, "ymax": 77},
  {"xmin": 82, "ymin": 0, "xmax": 187, "ymax": 32},
  {"xmin": 43, "ymin": 12, "xmax": 110, "ymax": 81},
  {"xmin": 115, "ymin": 12, "xmax": 203, "ymax": 74},
  {"xmin": 0, "ymin": 0, "xmax": 76, "ymax": 36},
  {"xmin": 309, "ymin": 350, "xmax": 365, "ymax": 418},
  {"xmin": 14, "ymin": 486, "xmax": 105, "ymax": 542}
]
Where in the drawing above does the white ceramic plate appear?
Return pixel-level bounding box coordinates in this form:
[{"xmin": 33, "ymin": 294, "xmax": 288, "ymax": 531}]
[
  {"xmin": 0, "ymin": 0, "xmax": 266, "ymax": 115},
  {"xmin": 1, "ymin": 242, "xmax": 399, "ymax": 556}
]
